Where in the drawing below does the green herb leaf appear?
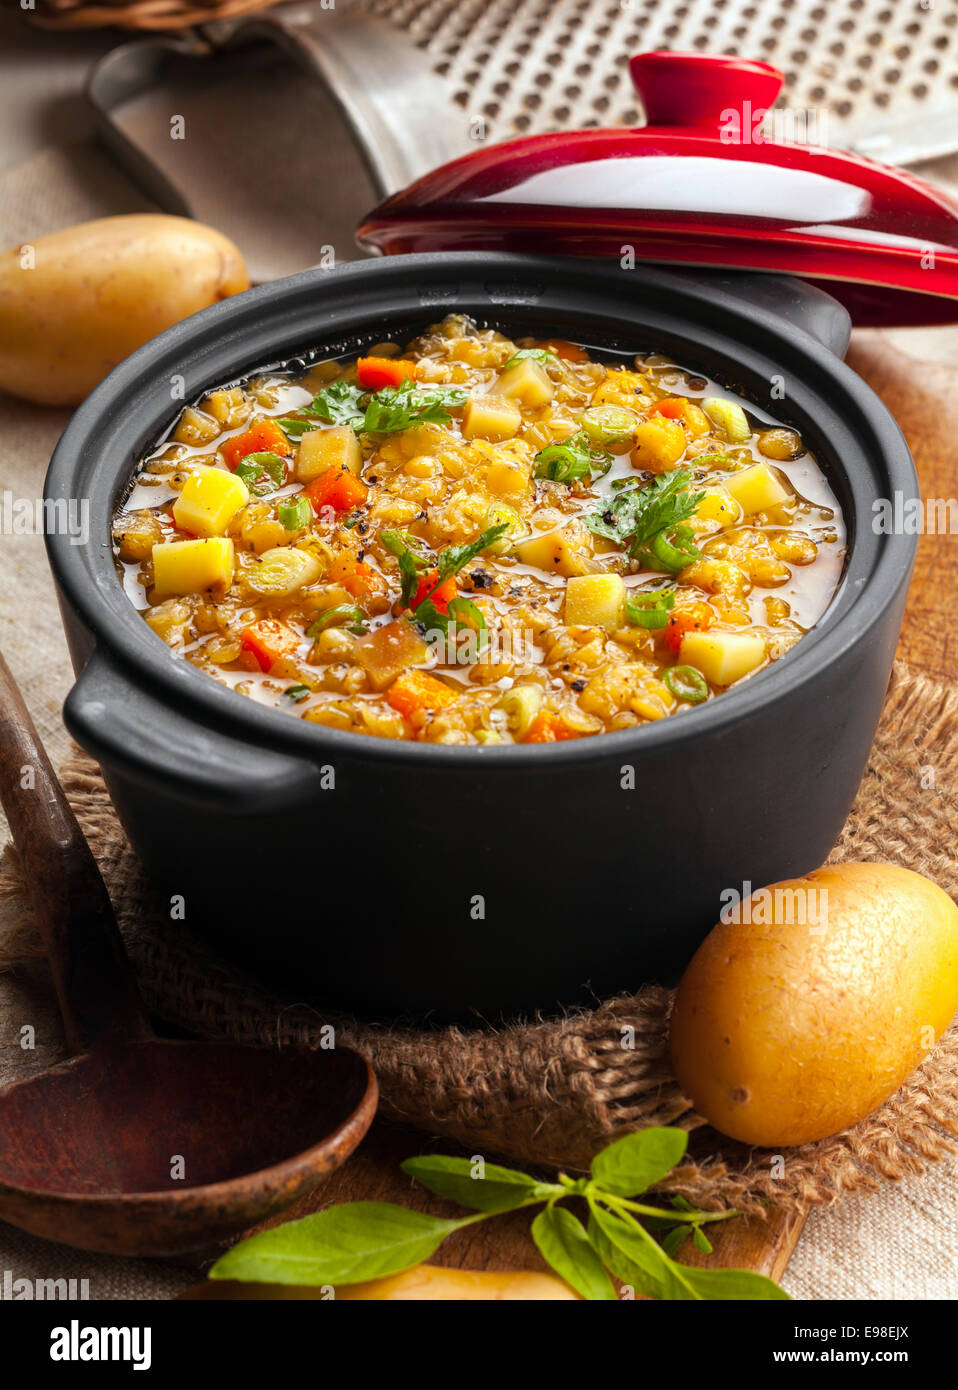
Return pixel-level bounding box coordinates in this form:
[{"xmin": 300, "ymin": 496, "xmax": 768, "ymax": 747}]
[
  {"xmin": 531, "ymin": 1206, "xmax": 618, "ymax": 1301},
  {"xmin": 435, "ymin": 524, "xmax": 509, "ymax": 582},
  {"xmin": 533, "ymin": 429, "xmax": 611, "ymax": 484},
  {"xmin": 401, "ymin": 1155, "xmax": 547, "ymax": 1214},
  {"xmin": 209, "ymin": 1202, "xmax": 469, "ymax": 1286},
  {"xmin": 692, "ymin": 1226, "xmax": 713, "ymax": 1254},
  {"xmin": 283, "ymin": 684, "xmax": 311, "ymax": 703},
  {"xmin": 673, "ymin": 1264, "xmax": 791, "ymax": 1301},
  {"xmin": 363, "ymin": 379, "xmax": 469, "ymax": 433},
  {"xmin": 235, "ymin": 452, "xmax": 286, "ymax": 497},
  {"xmin": 501, "ymin": 348, "xmax": 557, "ymax": 371},
  {"xmin": 306, "ymin": 380, "xmax": 367, "ymax": 428},
  {"xmin": 277, "ymin": 496, "xmax": 312, "ymax": 531},
  {"xmin": 661, "ymin": 1226, "xmax": 691, "ymax": 1258},
  {"xmin": 275, "ymin": 417, "xmax": 315, "ymax": 440},
  {"xmin": 306, "ymin": 605, "xmax": 368, "ymax": 638},
  {"xmin": 590, "ymin": 1127, "xmax": 689, "ymax": 1197},
  {"xmin": 587, "ymin": 1204, "xmax": 674, "ymax": 1300},
  {"xmin": 585, "ymin": 468, "xmax": 704, "ymax": 557}
]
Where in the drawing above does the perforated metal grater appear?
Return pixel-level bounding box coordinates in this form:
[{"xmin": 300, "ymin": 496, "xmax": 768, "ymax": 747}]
[{"xmin": 364, "ymin": 0, "xmax": 958, "ymax": 165}]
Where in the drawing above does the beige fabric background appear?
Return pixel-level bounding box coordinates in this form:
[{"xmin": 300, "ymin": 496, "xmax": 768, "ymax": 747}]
[{"xmin": 0, "ymin": 8, "xmax": 956, "ymax": 1300}]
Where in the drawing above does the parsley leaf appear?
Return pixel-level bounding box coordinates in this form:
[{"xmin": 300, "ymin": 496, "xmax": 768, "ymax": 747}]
[
  {"xmin": 435, "ymin": 524, "xmax": 509, "ymax": 583},
  {"xmin": 305, "ymin": 380, "xmax": 367, "ymax": 428},
  {"xmin": 586, "ymin": 467, "xmax": 705, "ymax": 561},
  {"xmin": 363, "ymin": 380, "xmax": 469, "ymax": 433}
]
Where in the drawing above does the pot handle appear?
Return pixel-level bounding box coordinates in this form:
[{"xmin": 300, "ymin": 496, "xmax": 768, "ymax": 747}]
[
  {"xmin": 680, "ymin": 270, "xmax": 853, "ymax": 359},
  {"xmin": 64, "ymin": 649, "xmax": 323, "ymax": 814}
]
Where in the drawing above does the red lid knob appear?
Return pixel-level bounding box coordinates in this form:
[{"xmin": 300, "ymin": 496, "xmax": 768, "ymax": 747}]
[{"xmin": 630, "ymin": 51, "xmax": 784, "ymax": 129}]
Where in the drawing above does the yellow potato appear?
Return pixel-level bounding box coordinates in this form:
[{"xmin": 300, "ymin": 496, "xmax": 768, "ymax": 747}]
[
  {"xmin": 0, "ymin": 215, "xmax": 248, "ymax": 406},
  {"xmin": 670, "ymin": 862, "xmax": 958, "ymax": 1146},
  {"xmin": 183, "ymin": 1265, "xmax": 579, "ymax": 1300}
]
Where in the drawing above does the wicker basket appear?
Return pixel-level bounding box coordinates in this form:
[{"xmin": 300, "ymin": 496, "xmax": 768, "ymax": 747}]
[{"xmin": 14, "ymin": 0, "xmax": 280, "ymax": 29}]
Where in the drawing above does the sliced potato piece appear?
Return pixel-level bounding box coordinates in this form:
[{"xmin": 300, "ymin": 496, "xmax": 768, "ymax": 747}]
[
  {"xmin": 295, "ymin": 425, "xmax": 362, "ymax": 483},
  {"xmin": 723, "ymin": 463, "xmax": 790, "ymax": 515},
  {"xmin": 172, "ymin": 465, "xmax": 249, "ymax": 537},
  {"xmin": 564, "ymin": 573, "xmax": 626, "ymax": 631},
  {"xmin": 152, "ymin": 537, "xmax": 234, "ymax": 597},
  {"xmin": 246, "ymin": 545, "xmax": 322, "ymax": 597},
  {"xmin": 515, "ymin": 525, "xmax": 594, "ymax": 577},
  {"xmin": 679, "ymin": 628, "xmax": 766, "ymax": 685},
  {"xmin": 462, "ymin": 394, "xmax": 522, "ymax": 441},
  {"xmin": 496, "ymin": 358, "xmax": 554, "ymax": 408}
]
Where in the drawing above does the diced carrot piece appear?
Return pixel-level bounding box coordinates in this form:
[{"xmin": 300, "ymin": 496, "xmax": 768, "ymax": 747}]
[
  {"xmin": 240, "ymin": 619, "xmax": 300, "ymax": 672},
  {"xmin": 408, "ymin": 568, "xmax": 457, "ymax": 615},
  {"xmin": 221, "ymin": 418, "xmax": 294, "ymax": 471},
  {"xmin": 329, "ymin": 554, "xmax": 376, "ymax": 599},
  {"xmin": 651, "ymin": 397, "xmax": 689, "ymax": 420},
  {"xmin": 357, "ymin": 356, "xmax": 418, "ymax": 390},
  {"xmin": 665, "ymin": 602, "xmax": 713, "ymax": 654},
  {"xmin": 523, "ymin": 711, "xmax": 582, "ymax": 743},
  {"xmin": 541, "ymin": 339, "xmax": 589, "ymax": 363},
  {"xmin": 651, "ymin": 398, "xmax": 710, "ymax": 437},
  {"xmin": 386, "ymin": 669, "xmax": 458, "ymax": 721},
  {"xmin": 305, "ymin": 467, "xmax": 369, "ymax": 516}
]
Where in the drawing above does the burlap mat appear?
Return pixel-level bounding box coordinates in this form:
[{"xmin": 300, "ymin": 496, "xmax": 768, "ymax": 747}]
[{"xmin": 2, "ymin": 660, "xmax": 957, "ymax": 1217}]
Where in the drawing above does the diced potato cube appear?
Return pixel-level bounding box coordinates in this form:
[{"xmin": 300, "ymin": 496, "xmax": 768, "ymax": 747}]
[
  {"xmin": 172, "ymin": 466, "xmax": 249, "ymax": 537},
  {"xmin": 496, "ymin": 358, "xmax": 554, "ymax": 409},
  {"xmin": 202, "ymin": 387, "xmax": 252, "ymax": 428},
  {"xmin": 172, "ymin": 406, "xmax": 220, "ymax": 447},
  {"xmin": 564, "ymin": 574, "xmax": 626, "ymax": 631},
  {"xmin": 723, "ymin": 463, "xmax": 791, "ymax": 515},
  {"xmin": 295, "ymin": 426, "xmax": 362, "ymax": 483},
  {"xmin": 353, "ymin": 619, "xmax": 430, "ymax": 691},
  {"xmin": 630, "ymin": 418, "xmax": 686, "ymax": 473},
  {"xmin": 515, "ymin": 526, "xmax": 593, "ymax": 577},
  {"xmin": 689, "ymin": 488, "xmax": 741, "ymax": 533},
  {"xmin": 462, "ymin": 394, "xmax": 522, "ymax": 441},
  {"xmin": 484, "ymin": 460, "xmax": 530, "ymax": 500},
  {"xmin": 152, "ymin": 537, "xmax": 234, "ymax": 597},
  {"xmin": 679, "ymin": 629, "xmax": 766, "ymax": 685}
]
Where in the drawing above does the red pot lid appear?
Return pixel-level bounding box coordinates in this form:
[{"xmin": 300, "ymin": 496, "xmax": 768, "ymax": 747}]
[{"xmin": 357, "ymin": 52, "xmax": 958, "ymax": 328}]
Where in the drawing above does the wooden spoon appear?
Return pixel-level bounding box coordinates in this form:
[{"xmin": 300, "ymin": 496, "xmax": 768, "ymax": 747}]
[{"xmin": 0, "ymin": 652, "xmax": 377, "ymax": 1258}]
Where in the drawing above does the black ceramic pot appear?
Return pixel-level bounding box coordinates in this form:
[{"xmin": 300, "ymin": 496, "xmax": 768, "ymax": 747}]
[{"xmin": 45, "ymin": 254, "xmax": 917, "ymax": 1020}]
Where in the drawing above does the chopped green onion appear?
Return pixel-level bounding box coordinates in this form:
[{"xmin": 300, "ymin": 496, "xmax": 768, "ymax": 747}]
[
  {"xmin": 235, "ymin": 451, "xmax": 286, "ymax": 496},
  {"xmin": 501, "ymin": 348, "xmax": 557, "ymax": 371},
  {"xmin": 625, "ymin": 588, "xmax": 675, "ymax": 629},
  {"xmin": 284, "ymin": 684, "xmax": 311, "ymax": 702},
  {"xmin": 701, "ymin": 397, "xmax": 751, "ymax": 444},
  {"xmin": 306, "ymin": 605, "xmax": 367, "ymax": 637},
  {"xmin": 664, "ymin": 665, "xmax": 709, "ymax": 704},
  {"xmin": 640, "ymin": 526, "xmax": 701, "ymax": 575},
  {"xmin": 580, "ymin": 405, "xmax": 637, "ymax": 447},
  {"xmin": 277, "ymin": 496, "xmax": 312, "ymax": 531},
  {"xmin": 534, "ymin": 430, "xmax": 611, "ymax": 484},
  {"xmin": 447, "ymin": 596, "xmax": 488, "ymax": 651}
]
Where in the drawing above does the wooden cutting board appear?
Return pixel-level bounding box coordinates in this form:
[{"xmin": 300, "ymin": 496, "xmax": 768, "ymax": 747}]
[{"xmin": 203, "ymin": 325, "xmax": 958, "ymax": 1288}]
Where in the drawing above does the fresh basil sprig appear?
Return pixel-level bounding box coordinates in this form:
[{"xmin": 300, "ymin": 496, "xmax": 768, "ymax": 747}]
[
  {"xmin": 235, "ymin": 451, "xmax": 286, "ymax": 497},
  {"xmin": 209, "ymin": 1127, "xmax": 789, "ymax": 1301}
]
